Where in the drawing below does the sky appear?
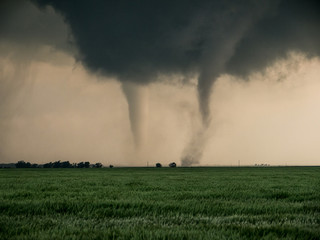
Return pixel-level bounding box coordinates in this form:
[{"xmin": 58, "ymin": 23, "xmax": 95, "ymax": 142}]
[{"xmin": 0, "ymin": 0, "xmax": 320, "ymax": 166}]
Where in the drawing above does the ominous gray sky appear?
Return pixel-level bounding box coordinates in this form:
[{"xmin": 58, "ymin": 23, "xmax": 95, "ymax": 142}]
[
  {"xmin": 0, "ymin": 0, "xmax": 320, "ymax": 166},
  {"xmin": 31, "ymin": 0, "xmax": 320, "ymax": 123}
]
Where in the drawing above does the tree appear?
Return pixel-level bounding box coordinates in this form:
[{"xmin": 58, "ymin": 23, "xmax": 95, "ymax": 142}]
[
  {"xmin": 16, "ymin": 161, "xmax": 26, "ymax": 168},
  {"xmin": 84, "ymin": 162, "xmax": 90, "ymax": 168},
  {"xmin": 169, "ymin": 162, "xmax": 176, "ymax": 168},
  {"xmin": 95, "ymin": 163, "xmax": 103, "ymax": 168},
  {"xmin": 156, "ymin": 163, "xmax": 162, "ymax": 168},
  {"xmin": 15, "ymin": 160, "xmax": 31, "ymax": 168},
  {"xmin": 43, "ymin": 162, "xmax": 53, "ymax": 168},
  {"xmin": 60, "ymin": 161, "xmax": 72, "ymax": 168},
  {"xmin": 53, "ymin": 161, "xmax": 61, "ymax": 168},
  {"xmin": 77, "ymin": 162, "xmax": 85, "ymax": 168}
]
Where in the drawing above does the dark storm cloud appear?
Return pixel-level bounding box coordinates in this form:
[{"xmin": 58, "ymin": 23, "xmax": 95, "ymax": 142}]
[
  {"xmin": 33, "ymin": 0, "xmax": 217, "ymax": 81},
  {"xmin": 226, "ymin": 0, "xmax": 320, "ymax": 77},
  {"xmin": 31, "ymin": 0, "xmax": 320, "ymax": 124},
  {"xmin": 0, "ymin": 0, "xmax": 74, "ymax": 58}
]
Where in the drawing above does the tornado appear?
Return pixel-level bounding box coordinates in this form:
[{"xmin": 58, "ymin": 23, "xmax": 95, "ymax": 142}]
[
  {"xmin": 30, "ymin": 0, "xmax": 320, "ymax": 165},
  {"xmin": 122, "ymin": 82, "xmax": 149, "ymax": 152}
]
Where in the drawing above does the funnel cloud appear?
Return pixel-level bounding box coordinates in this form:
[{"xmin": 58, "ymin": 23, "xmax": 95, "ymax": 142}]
[{"xmin": 122, "ymin": 82, "xmax": 149, "ymax": 151}]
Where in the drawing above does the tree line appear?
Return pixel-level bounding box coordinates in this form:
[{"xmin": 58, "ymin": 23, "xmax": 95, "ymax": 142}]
[
  {"xmin": 15, "ymin": 160, "xmax": 103, "ymax": 168},
  {"xmin": 14, "ymin": 161, "xmax": 177, "ymax": 168}
]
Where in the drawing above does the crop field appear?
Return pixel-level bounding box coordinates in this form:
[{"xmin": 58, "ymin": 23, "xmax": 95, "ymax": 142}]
[{"xmin": 0, "ymin": 167, "xmax": 319, "ymax": 239}]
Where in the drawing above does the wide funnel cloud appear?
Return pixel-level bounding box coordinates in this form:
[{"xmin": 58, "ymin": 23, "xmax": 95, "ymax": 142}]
[{"xmin": 31, "ymin": 0, "xmax": 320, "ymax": 164}]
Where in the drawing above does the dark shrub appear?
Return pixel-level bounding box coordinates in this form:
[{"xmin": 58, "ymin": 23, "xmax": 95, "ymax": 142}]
[
  {"xmin": 169, "ymin": 162, "xmax": 176, "ymax": 168},
  {"xmin": 95, "ymin": 163, "xmax": 103, "ymax": 168}
]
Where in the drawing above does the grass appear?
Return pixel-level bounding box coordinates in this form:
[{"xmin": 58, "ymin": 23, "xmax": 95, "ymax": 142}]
[{"xmin": 0, "ymin": 167, "xmax": 319, "ymax": 239}]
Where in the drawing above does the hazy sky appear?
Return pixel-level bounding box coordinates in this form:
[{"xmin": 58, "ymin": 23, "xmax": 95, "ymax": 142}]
[{"xmin": 1, "ymin": 0, "xmax": 320, "ymax": 166}]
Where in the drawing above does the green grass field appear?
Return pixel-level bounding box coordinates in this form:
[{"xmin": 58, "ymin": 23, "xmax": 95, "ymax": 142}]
[{"xmin": 0, "ymin": 167, "xmax": 319, "ymax": 239}]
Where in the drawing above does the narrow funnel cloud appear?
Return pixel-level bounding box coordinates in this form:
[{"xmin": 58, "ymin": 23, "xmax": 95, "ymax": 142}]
[{"xmin": 122, "ymin": 82, "xmax": 149, "ymax": 152}]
